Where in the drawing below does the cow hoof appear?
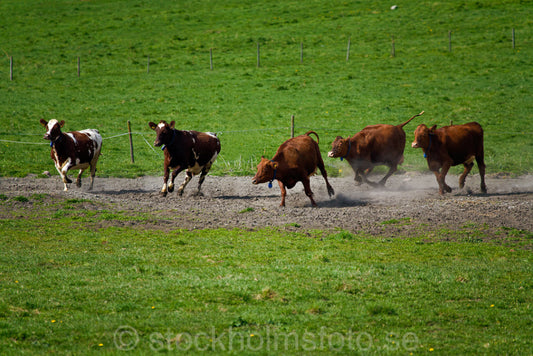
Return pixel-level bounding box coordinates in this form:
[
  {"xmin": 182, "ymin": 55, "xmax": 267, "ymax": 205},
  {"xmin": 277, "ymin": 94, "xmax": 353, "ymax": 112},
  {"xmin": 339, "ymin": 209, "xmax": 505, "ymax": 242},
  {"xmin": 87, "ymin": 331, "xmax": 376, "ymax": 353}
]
[
  {"xmin": 167, "ymin": 185, "xmax": 174, "ymax": 193},
  {"xmin": 65, "ymin": 177, "xmax": 73, "ymax": 184},
  {"xmin": 160, "ymin": 191, "xmax": 168, "ymax": 197},
  {"xmin": 76, "ymin": 181, "xmax": 82, "ymax": 188}
]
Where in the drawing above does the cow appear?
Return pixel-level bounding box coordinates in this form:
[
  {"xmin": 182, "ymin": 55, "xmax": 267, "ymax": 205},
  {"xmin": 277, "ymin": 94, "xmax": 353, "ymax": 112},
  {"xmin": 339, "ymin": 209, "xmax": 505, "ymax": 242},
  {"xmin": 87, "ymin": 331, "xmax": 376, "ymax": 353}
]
[
  {"xmin": 39, "ymin": 119, "xmax": 102, "ymax": 191},
  {"xmin": 252, "ymin": 131, "xmax": 335, "ymax": 207},
  {"xmin": 411, "ymin": 121, "xmax": 487, "ymax": 195},
  {"xmin": 328, "ymin": 111, "xmax": 424, "ymax": 187},
  {"xmin": 149, "ymin": 120, "xmax": 221, "ymax": 197}
]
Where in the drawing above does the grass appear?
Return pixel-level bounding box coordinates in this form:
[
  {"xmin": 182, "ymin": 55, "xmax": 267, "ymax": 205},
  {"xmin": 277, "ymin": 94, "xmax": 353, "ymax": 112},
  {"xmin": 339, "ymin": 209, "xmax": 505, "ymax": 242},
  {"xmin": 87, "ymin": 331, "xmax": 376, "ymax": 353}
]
[
  {"xmin": 0, "ymin": 198, "xmax": 531, "ymax": 354},
  {"xmin": 0, "ymin": 0, "xmax": 532, "ymax": 177}
]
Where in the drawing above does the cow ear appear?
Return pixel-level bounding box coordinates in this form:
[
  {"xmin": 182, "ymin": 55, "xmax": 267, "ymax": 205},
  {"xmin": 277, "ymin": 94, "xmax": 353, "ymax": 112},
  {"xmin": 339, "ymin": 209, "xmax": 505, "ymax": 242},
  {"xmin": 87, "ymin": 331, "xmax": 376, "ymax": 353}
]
[
  {"xmin": 169, "ymin": 121, "xmax": 176, "ymax": 129},
  {"xmin": 148, "ymin": 122, "xmax": 157, "ymax": 130},
  {"xmin": 429, "ymin": 125, "xmax": 437, "ymax": 133},
  {"xmin": 59, "ymin": 120, "xmax": 65, "ymax": 128},
  {"xmin": 39, "ymin": 119, "xmax": 48, "ymax": 127},
  {"xmin": 271, "ymin": 161, "xmax": 278, "ymax": 170},
  {"xmin": 335, "ymin": 136, "xmax": 343, "ymax": 140}
]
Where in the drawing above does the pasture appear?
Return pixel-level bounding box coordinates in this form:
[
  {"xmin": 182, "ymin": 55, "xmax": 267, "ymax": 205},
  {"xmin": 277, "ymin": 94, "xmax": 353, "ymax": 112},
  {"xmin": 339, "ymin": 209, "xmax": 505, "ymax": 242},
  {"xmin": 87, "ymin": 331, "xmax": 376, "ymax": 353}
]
[{"xmin": 0, "ymin": 0, "xmax": 532, "ymax": 355}]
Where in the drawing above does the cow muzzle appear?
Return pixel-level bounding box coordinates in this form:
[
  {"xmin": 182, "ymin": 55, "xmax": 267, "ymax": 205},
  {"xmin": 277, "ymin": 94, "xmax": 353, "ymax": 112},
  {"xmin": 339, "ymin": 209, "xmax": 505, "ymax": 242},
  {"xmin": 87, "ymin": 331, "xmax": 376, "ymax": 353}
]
[
  {"xmin": 327, "ymin": 151, "xmax": 335, "ymax": 158},
  {"xmin": 251, "ymin": 178, "xmax": 258, "ymax": 185},
  {"xmin": 411, "ymin": 141, "xmax": 419, "ymax": 148}
]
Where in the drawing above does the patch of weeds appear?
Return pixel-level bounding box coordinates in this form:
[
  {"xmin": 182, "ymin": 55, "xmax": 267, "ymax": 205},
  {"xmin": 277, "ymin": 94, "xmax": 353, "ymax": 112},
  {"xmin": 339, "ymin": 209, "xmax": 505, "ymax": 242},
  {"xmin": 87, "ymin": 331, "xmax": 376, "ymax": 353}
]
[
  {"xmin": 255, "ymin": 287, "xmax": 277, "ymax": 301},
  {"xmin": 239, "ymin": 207, "xmax": 254, "ymax": 213},
  {"xmin": 31, "ymin": 193, "xmax": 48, "ymax": 201},
  {"xmin": 0, "ymin": 194, "xmax": 8, "ymax": 201},
  {"xmin": 329, "ymin": 230, "xmax": 355, "ymax": 240},
  {"xmin": 12, "ymin": 196, "xmax": 29, "ymax": 203},
  {"xmin": 501, "ymin": 226, "xmax": 533, "ymax": 239},
  {"xmin": 231, "ymin": 316, "xmax": 250, "ymax": 328},
  {"xmin": 285, "ymin": 222, "xmax": 301, "ymax": 228},
  {"xmin": 65, "ymin": 198, "xmax": 91, "ymax": 204},
  {"xmin": 381, "ymin": 217, "xmax": 411, "ymax": 225}
]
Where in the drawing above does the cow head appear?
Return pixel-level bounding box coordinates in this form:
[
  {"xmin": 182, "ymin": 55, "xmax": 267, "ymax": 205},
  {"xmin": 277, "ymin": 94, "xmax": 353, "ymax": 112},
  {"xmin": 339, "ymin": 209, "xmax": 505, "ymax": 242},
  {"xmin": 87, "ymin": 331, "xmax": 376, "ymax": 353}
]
[
  {"xmin": 411, "ymin": 124, "xmax": 436, "ymax": 149},
  {"xmin": 149, "ymin": 120, "xmax": 176, "ymax": 147},
  {"xmin": 252, "ymin": 157, "xmax": 278, "ymax": 185},
  {"xmin": 40, "ymin": 119, "xmax": 65, "ymax": 142},
  {"xmin": 328, "ymin": 136, "xmax": 350, "ymax": 158}
]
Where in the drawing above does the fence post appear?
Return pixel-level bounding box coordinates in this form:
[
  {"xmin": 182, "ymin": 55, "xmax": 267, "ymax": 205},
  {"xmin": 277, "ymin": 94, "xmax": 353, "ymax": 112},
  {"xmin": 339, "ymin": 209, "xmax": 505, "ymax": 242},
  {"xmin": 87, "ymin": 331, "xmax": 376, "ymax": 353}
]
[
  {"xmin": 10, "ymin": 56, "xmax": 13, "ymax": 81},
  {"xmin": 346, "ymin": 38, "xmax": 351, "ymax": 61},
  {"xmin": 257, "ymin": 43, "xmax": 260, "ymax": 68},
  {"xmin": 512, "ymin": 28, "xmax": 515, "ymax": 49},
  {"xmin": 291, "ymin": 115, "xmax": 295, "ymax": 138},
  {"xmin": 448, "ymin": 30, "xmax": 452, "ymax": 52},
  {"xmin": 391, "ymin": 36, "xmax": 396, "ymax": 57},
  {"xmin": 210, "ymin": 48, "xmax": 213, "ymax": 70},
  {"xmin": 127, "ymin": 121, "xmax": 135, "ymax": 163},
  {"xmin": 147, "ymin": 55, "xmax": 150, "ymax": 74},
  {"xmin": 300, "ymin": 42, "xmax": 303, "ymax": 64},
  {"xmin": 77, "ymin": 56, "xmax": 80, "ymax": 77}
]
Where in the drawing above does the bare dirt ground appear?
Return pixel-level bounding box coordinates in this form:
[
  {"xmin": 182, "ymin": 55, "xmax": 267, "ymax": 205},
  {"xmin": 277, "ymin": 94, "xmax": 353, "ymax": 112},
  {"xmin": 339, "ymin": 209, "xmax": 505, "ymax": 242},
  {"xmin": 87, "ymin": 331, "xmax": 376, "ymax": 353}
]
[{"xmin": 1, "ymin": 172, "xmax": 532, "ymax": 240}]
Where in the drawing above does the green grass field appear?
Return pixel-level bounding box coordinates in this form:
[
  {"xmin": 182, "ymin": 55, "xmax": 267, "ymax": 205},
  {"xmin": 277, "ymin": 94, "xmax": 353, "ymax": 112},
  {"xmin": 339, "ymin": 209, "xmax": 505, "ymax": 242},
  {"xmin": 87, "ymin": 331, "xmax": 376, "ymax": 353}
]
[
  {"xmin": 0, "ymin": 1, "xmax": 532, "ymax": 354},
  {"xmin": 0, "ymin": 197, "xmax": 532, "ymax": 354},
  {"xmin": 0, "ymin": 0, "xmax": 532, "ymax": 177}
]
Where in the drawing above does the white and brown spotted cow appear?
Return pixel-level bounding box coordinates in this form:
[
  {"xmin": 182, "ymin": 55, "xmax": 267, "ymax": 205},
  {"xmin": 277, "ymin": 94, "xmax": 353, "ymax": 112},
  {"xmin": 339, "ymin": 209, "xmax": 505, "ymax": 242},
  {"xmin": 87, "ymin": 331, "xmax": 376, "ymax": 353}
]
[
  {"xmin": 149, "ymin": 120, "xmax": 221, "ymax": 197},
  {"xmin": 40, "ymin": 119, "xmax": 102, "ymax": 191}
]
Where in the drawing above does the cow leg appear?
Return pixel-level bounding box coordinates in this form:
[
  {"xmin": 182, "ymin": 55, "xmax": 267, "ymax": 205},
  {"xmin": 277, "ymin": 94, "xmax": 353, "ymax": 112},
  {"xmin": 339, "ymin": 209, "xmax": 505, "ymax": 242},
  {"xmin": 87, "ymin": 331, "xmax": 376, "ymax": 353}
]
[
  {"xmin": 477, "ymin": 155, "xmax": 487, "ymax": 194},
  {"xmin": 56, "ymin": 161, "xmax": 72, "ymax": 191},
  {"xmin": 459, "ymin": 162, "xmax": 474, "ymax": 189},
  {"xmin": 277, "ymin": 180, "xmax": 287, "ymax": 207},
  {"xmin": 160, "ymin": 165, "xmax": 170, "ymax": 197},
  {"xmin": 435, "ymin": 163, "xmax": 452, "ymax": 194},
  {"xmin": 354, "ymin": 168, "xmax": 364, "ymax": 185},
  {"xmin": 177, "ymin": 171, "xmax": 193, "ymax": 196},
  {"xmin": 378, "ymin": 164, "xmax": 397, "ymax": 186},
  {"xmin": 88, "ymin": 160, "xmax": 97, "ymax": 191},
  {"xmin": 196, "ymin": 165, "xmax": 211, "ymax": 195},
  {"xmin": 302, "ymin": 178, "xmax": 317, "ymax": 207},
  {"xmin": 76, "ymin": 169, "xmax": 85, "ymax": 188},
  {"xmin": 316, "ymin": 158, "xmax": 335, "ymax": 197},
  {"xmin": 168, "ymin": 168, "xmax": 180, "ymax": 193}
]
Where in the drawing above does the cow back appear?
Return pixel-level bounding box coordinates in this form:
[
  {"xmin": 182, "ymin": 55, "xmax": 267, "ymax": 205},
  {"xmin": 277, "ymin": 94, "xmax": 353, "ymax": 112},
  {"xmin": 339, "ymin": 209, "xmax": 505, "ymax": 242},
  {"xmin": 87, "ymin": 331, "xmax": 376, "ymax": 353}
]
[
  {"xmin": 352, "ymin": 124, "xmax": 406, "ymax": 163},
  {"xmin": 435, "ymin": 122, "xmax": 483, "ymax": 164}
]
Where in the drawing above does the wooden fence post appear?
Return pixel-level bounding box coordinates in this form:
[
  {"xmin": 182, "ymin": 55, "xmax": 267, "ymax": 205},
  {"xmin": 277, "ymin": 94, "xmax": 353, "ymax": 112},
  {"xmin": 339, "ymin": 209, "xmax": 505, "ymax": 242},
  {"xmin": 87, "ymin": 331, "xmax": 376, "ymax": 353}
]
[
  {"xmin": 448, "ymin": 30, "xmax": 452, "ymax": 52},
  {"xmin": 127, "ymin": 121, "xmax": 135, "ymax": 163},
  {"xmin": 300, "ymin": 43, "xmax": 303, "ymax": 64},
  {"xmin": 10, "ymin": 56, "xmax": 13, "ymax": 81},
  {"xmin": 391, "ymin": 35, "xmax": 396, "ymax": 57},
  {"xmin": 257, "ymin": 43, "xmax": 260, "ymax": 68},
  {"xmin": 147, "ymin": 55, "xmax": 150, "ymax": 74},
  {"xmin": 291, "ymin": 115, "xmax": 295, "ymax": 138},
  {"xmin": 512, "ymin": 28, "xmax": 515, "ymax": 49},
  {"xmin": 77, "ymin": 56, "xmax": 80, "ymax": 77},
  {"xmin": 210, "ymin": 48, "xmax": 213, "ymax": 70}
]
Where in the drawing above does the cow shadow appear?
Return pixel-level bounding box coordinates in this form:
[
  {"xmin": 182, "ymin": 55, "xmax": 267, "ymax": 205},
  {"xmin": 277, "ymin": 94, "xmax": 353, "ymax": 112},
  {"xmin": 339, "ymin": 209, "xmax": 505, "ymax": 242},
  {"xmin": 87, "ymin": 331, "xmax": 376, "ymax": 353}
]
[
  {"xmin": 215, "ymin": 194, "xmax": 281, "ymax": 200},
  {"xmin": 320, "ymin": 194, "xmax": 369, "ymax": 208}
]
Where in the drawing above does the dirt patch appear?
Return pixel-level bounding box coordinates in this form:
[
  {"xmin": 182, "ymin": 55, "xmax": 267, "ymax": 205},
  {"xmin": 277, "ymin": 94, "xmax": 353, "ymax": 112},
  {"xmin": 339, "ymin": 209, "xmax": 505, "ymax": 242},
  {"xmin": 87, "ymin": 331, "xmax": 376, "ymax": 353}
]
[{"xmin": 1, "ymin": 172, "xmax": 532, "ymax": 240}]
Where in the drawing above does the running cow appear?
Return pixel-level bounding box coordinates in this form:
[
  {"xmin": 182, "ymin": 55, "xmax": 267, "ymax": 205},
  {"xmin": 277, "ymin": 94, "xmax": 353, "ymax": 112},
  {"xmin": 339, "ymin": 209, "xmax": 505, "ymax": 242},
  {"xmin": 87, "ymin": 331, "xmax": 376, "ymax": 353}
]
[
  {"xmin": 328, "ymin": 111, "xmax": 424, "ymax": 186},
  {"xmin": 252, "ymin": 131, "xmax": 335, "ymax": 207},
  {"xmin": 40, "ymin": 119, "xmax": 102, "ymax": 191},
  {"xmin": 149, "ymin": 120, "xmax": 221, "ymax": 197},
  {"xmin": 411, "ymin": 121, "xmax": 487, "ymax": 194}
]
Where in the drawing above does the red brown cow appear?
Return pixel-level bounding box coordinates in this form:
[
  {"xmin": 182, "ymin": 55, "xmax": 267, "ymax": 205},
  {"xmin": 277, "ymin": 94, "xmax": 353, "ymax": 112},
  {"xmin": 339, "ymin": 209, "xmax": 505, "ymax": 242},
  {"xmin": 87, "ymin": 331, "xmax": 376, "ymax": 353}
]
[
  {"xmin": 40, "ymin": 119, "xmax": 102, "ymax": 191},
  {"xmin": 328, "ymin": 111, "xmax": 424, "ymax": 186},
  {"xmin": 411, "ymin": 122, "xmax": 487, "ymax": 194},
  {"xmin": 252, "ymin": 131, "xmax": 335, "ymax": 207},
  {"xmin": 149, "ymin": 120, "xmax": 221, "ymax": 197}
]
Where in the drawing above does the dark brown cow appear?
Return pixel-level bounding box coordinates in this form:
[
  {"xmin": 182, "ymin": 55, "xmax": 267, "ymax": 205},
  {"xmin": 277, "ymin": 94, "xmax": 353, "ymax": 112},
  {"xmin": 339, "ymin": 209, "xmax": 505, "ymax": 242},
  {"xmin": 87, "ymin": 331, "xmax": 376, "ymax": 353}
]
[
  {"xmin": 40, "ymin": 119, "xmax": 102, "ymax": 191},
  {"xmin": 149, "ymin": 120, "xmax": 221, "ymax": 196},
  {"xmin": 252, "ymin": 131, "xmax": 335, "ymax": 207},
  {"xmin": 328, "ymin": 111, "xmax": 424, "ymax": 186},
  {"xmin": 411, "ymin": 122, "xmax": 487, "ymax": 194}
]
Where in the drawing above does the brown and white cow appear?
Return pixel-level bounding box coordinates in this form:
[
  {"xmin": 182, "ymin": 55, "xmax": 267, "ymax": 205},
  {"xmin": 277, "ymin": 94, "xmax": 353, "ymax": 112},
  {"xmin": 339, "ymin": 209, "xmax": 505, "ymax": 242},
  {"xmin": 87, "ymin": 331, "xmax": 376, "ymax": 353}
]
[
  {"xmin": 411, "ymin": 121, "xmax": 487, "ymax": 195},
  {"xmin": 252, "ymin": 131, "xmax": 335, "ymax": 207},
  {"xmin": 149, "ymin": 120, "xmax": 221, "ymax": 197},
  {"xmin": 40, "ymin": 119, "xmax": 102, "ymax": 191},
  {"xmin": 328, "ymin": 111, "xmax": 424, "ymax": 186}
]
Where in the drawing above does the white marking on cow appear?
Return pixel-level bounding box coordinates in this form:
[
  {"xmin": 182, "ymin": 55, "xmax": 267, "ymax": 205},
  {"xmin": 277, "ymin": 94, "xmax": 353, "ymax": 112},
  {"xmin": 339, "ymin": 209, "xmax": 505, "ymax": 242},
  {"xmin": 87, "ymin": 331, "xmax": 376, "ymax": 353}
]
[
  {"xmin": 158, "ymin": 123, "xmax": 165, "ymax": 129},
  {"xmin": 66, "ymin": 133, "xmax": 77, "ymax": 145},
  {"xmin": 207, "ymin": 132, "xmax": 217, "ymax": 139}
]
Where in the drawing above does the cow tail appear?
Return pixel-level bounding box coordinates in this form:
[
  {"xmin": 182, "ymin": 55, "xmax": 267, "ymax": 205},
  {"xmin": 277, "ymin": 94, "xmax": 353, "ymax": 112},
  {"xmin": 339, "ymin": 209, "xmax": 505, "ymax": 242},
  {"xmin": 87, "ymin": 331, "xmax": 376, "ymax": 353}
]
[
  {"xmin": 305, "ymin": 131, "xmax": 319, "ymax": 144},
  {"xmin": 399, "ymin": 111, "xmax": 425, "ymax": 128}
]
